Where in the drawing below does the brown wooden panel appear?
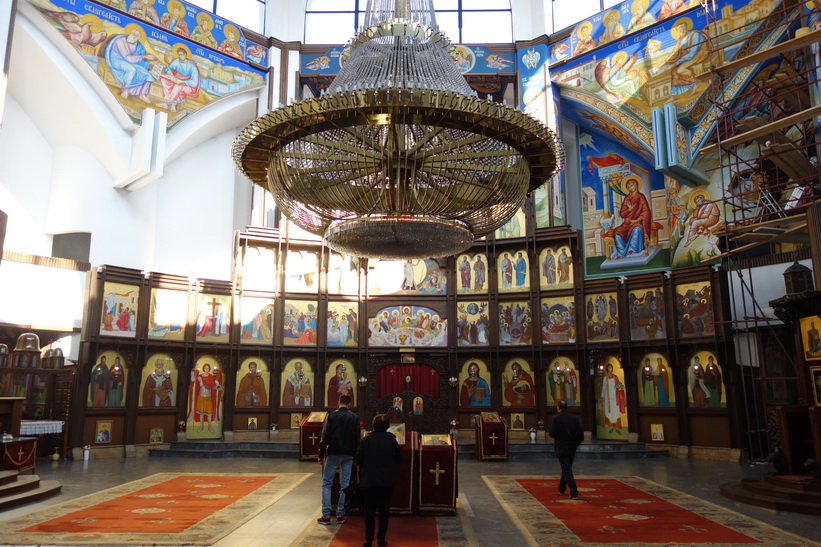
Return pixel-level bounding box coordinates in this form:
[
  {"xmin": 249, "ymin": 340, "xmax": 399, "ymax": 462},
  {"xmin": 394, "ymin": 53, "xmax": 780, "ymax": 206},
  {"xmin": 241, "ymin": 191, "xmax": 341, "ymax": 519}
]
[{"xmin": 688, "ymin": 414, "xmax": 731, "ymax": 447}]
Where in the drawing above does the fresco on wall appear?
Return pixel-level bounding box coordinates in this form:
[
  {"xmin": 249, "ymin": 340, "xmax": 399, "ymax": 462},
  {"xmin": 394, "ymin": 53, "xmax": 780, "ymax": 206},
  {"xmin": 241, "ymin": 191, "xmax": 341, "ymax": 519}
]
[
  {"xmin": 496, "ymin": 250, "xmax": 530, "ymax": 293},
  {"xmin": 283, "ymin": 300, "xmax": 318, "ymax": 346},
  {"xmin": 285, "ymin": 250, "xmax": 319, "ymax": 293},
  {"xmin": 636, "ymin": 352, "xmax": 674, "ymax": 407},
  {"xmin": 459, "ymin": 359, "xmax": 492, "ymax": 407},
  {"xmin": 501, "ymin": 358, "xmax": 535, "ymax": 407},
  {"xmin": 326, "ymin": 359, "xmax": 356, "ymax": 407},
  {"xmin": 327, "ymin": 302, "xmax": 359, "ymax": 347},
  {"xmin": 456, "ymin": 253, "xmax": 488, "ymax": 294},
  {"xmin": 800, "ymin": 316, "xmax": 821, "ymax": 361},
  {"xmin": 186, "ymin": 355, "xmax": 224, "ymax": 439},
  {"xmin": 628, "ymin": 287, "xmax": 665, "ymax": 340},
  {"xmin": 594, "ymin": 354, "xmax": 628, "ymax": 439},
  {"xmin": 367, "ymin": 259, "xmax": 447, "ymax": 296},
  {"xmin": 241, "ymin": 246, "xmax": 276, "ymax": 292},
  {"xmin": 585, "ymin": 292, "xmax": 619, "ymax": 342},
  {"xmin": 235, "ymin": 357, "xmax": 269, "ymax": 408},
  {"xmin": 195, "ymin": 293, "xmax": 230, "ymax": 342},
  {"xmin": 455, "ymin": 301, "xmax": 490, "ymax": 346},
  {"xmin": 100, "ymin": 282, "xmax": 139, "ymax": 338},
  {"xmin": 495, "ymin": 208, "xmax": 526, "ymax": 239},
  {"xmin": 546, "ymin": 357, "xmax": 579, "ymax": 407},
  {"xmin": 328, "ymin": 254, "xmax": 360, "ymax": 295},
  {"xmin": 540, "ymin": 296, "xmax": 577, "ymax": 344},
  {"xmin": 239, "ymin": 297, "xmax": 274, "ymax": 345},
  {"xmin": 281, "ymin": 358, "xmax": 313, "ymax": 407},
  {"xmin": 498, "ymin": 300, "xmax": 533, "ymax": 345},
  {"xmin": 88, "ymin": 351, "xmax": 127, "ymax": 408},
  {"xmin": 675, "ymin": 281, "xmax": 713, "ymax": 338},
  {"xmin": 367, "ymin": 305, "xmax": 447, "ymax": 347},
  {"xmin": 140, "ymin": 353, "xmax": 177, "ymax": 407},
  {"xmin": 28, "ymin": 0, "xmax": 266, "ymax": 129},
  {"xmin": 148, "ymin": 288, "xmax": 187, "ymax": 340},
  {"xmin": 539, "ymin": 246, "xmax": 574, "ymax": 290},
  {"xmin": 687, "ymin": 350, "xmax": 724, "ymax": 408}
]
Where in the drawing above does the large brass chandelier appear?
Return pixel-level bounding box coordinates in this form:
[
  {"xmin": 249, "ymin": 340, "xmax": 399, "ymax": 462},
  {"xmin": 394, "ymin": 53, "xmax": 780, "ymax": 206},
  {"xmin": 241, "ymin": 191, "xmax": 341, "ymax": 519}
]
[{"xmin": 232, "ymin": 0, "xmax": 564, "ymax": 259}]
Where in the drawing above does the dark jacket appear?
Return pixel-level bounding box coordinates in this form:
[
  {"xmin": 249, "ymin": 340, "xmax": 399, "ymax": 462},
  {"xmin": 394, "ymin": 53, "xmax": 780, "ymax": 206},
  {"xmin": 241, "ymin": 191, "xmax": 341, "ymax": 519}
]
[
  {"xmin": 549, "ymin": 410, "xmax": 584, "ymax": 457},
  {"xmin": 355, "ymin": 431, "xmax": 404, "ymax": 489},
  {"xmin": 319, "ymin": 406, "xmax": 360, "ymax": 458}
]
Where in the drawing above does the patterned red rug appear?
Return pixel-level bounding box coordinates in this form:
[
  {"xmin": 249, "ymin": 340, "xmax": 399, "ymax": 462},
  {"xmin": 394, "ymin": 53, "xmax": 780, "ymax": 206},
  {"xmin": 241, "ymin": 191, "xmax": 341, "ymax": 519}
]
[
  {"xmin": 0, "ymin": 473, "xmax": 309, "ymax": 545},
  {"xmin": 483, "ymin": 475, "xmax": 818, "ymax": 546}
]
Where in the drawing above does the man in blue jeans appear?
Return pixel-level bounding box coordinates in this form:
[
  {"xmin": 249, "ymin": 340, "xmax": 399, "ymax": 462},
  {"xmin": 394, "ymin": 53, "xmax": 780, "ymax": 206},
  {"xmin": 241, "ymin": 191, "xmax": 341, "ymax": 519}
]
[{"xmin": 318, "ymin": 394, "xmax": 360, "ymax": 524}]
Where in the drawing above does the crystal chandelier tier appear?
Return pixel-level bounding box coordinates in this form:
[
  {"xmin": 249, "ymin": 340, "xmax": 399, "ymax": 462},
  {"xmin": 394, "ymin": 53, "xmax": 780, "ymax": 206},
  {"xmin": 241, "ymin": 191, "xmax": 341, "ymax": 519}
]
[{"xmin": 233, "ymin": 0, "xmax": 564, "ymax": 259}]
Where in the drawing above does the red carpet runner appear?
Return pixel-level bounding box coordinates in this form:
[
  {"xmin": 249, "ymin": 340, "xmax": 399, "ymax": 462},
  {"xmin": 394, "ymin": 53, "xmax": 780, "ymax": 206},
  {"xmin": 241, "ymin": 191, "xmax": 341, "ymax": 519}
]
[
  {"xmin": 517, "ymin": 478, "xmax": 758, "ymax": 544},
  {"xmin": 329, "ymin": 515, "xmax": 439, "ymax": 546}
]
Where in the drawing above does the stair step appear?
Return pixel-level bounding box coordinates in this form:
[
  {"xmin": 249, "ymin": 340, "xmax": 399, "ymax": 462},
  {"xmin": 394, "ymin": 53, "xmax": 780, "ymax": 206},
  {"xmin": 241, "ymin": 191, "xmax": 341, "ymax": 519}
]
[
  {"xmin": 0, "ymin": 479, "xmax": 62, "ymax": 512},
  {"xmin": 720, "ymin": 481, "xmax": 821, "ymax": 516},
  {"xmin": 0, "ymin": 473, "xmax": 40, "ymax": 497},
  {"xmin": 0, "ymin": 470, "xmax": 19, "ymax": 486},
  {"xmin": 763, "ymin": 473, "xmax": 821, "ymax": 493},
  {"xmin": 741, "ymin": 478, "xmax": 821, "ymax": 503}
]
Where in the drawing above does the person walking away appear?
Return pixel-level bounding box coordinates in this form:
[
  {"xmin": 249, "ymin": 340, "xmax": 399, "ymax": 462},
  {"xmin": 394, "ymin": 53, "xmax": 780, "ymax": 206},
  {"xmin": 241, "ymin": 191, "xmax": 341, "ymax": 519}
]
[
  {"xmin": 318, "ymin": 394, "xmax": 360, "ymax": 525},
  {"xmin": 549, "ymin": 399, "xmax": 584, "ymax": 499},
  {"xmin": 356, "ymin": 414, "xmax": 403, "ymax": 547}
]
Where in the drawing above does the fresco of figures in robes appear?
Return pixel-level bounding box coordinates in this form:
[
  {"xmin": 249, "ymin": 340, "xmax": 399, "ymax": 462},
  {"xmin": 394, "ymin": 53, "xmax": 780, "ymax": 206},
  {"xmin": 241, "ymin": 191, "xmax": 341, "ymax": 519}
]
[
  {"xmin": 628, "ymin": 287, "xmax": 665, "ymax": 340},
  {"xmin": 495, "ymin": 207, "xmax": 526, "ymax": 239},
  {"xmin": 585, "ymin": 292, "xmax": 620, "ymax": 342},
  {"xmin": 459, "ymin": 359, "xmax": 492, "ymax": 407},
  {"xmin": 235, "ymin": 358, "xmax": 269, "ymax": 408},
  {"xmin": 281, "ymin": 358, "xmax": 314, "ymax": 407},
  {"xmin": 368, "ymin": 259, "xmax": 447, "ymax": 295},
  {"xmin": 195, "ymin": 293, "xmax": 231, "ymax": 343},
  {"xmin": 139, "ymin": 353, "xmax": 177, "ymax": 408},
  {"xmin": 147, "ymin": 288, "xmax": 187, "ymax": 340},
  {"xmin": 540, "ymin": 296, "xmax": 577, "ymax": 344},
  {"xmin": 186, "ymin": 355, "xmax": 224, "ymax": 439},
  {"xmin": 100, "ymin": 282, "xmax": 139, "ymax": 338},
  {"xmin": 88, "ymin": 351, "xmax": 128, "ymax": 408},
  {"xmin": 283, "ymin": 300, "xmax": 318, "ymax": 346},
  {"xmin": 239, "ymin": 297, "xmax": 275, "ymax": 345},
  {"xmin": 539, "ymin": 245, "xmax": 574, "ymax": 290},
  {"xmin": 800, "ymin": 315, "xmax": 821, "ymax": 361},
  {"xmin": 636, "ymin": 352, "xmax": 674, "ymax": 407},
  {"xmin": 285, "ymin": 250, "xmax": 319, "ymax": 293},
  {"xmin": 594, "ymin": 354, "xmax": 628, "ymax": 440},
  {"xmin": 501, "ymin": 358, "xmax": 535, "ymax": 407},
  {"xmin": 675, "ymin": 282, "xmax": 714, "ymax": 338},
  {"xmin": 546, "ymin": 357, "xmax": 579, "ymax": 407},
  {"xmin": 327, "ymin": 302, "xmax": 359, "ymax": 347},
  {"xmin": 455, "ymin": 301, "xmax": 490, "ymax": 346},
  {"xmin": 497, "ymin": 249, "xmax": 529, "ymax": 293},
  {"xmin": 687, "ymin": 350, "xmax": 724, "ymax": 408},
  {"xmin": 327, "ymin": 253, "xmax": 360, "ymax": 295},
  {"xmin": 498, "ymin": 300, "xmax": 533, "ymax": 345},
  {"xmin": 326, "ymin": 359, "xmax": 357, "ymax": 407},
  {"xmin": 368, "ymin": 305, "xmax": 448, "ymax": 347},
  {"xmin": 456, "ymin": 253, "xmax": 489, "ymax": 295}
]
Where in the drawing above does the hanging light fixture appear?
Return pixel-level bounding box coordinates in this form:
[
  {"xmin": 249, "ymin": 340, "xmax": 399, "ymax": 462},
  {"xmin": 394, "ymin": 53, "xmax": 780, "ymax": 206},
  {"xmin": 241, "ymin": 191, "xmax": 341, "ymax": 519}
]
[{"xmin": 232, "ymin": 0, "xmax": 564, "ymax": 259}]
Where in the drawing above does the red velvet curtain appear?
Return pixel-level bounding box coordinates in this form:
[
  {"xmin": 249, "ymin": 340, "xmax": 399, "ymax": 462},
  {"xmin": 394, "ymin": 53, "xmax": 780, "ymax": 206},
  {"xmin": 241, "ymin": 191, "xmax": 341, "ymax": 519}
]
[{"xmin": 376, "ymin": 363, "xmax": 440, "ymax": 398}]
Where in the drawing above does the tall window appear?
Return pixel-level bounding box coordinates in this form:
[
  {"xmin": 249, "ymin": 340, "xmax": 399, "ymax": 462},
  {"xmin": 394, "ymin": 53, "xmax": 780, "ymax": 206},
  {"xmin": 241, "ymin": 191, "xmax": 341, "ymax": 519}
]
[
  {"xmin": 304, "ymin": 0, "xmax": 512, "ymax": 44},
  {"xmin": 186, "ymin": 0, "xmax": 266, "ymax": 34}
]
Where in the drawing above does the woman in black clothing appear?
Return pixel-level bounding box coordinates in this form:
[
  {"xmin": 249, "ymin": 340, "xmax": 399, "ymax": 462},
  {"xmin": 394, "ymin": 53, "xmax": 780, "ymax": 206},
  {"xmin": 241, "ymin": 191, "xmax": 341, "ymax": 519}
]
[{"xmin": 355, "ymin": 414, "xmax": 403, "ymax": 547}]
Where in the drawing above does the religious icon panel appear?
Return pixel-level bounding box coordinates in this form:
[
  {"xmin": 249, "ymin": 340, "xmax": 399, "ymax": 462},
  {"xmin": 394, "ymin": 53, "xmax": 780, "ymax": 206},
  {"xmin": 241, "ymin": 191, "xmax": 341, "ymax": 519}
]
[
  {"xmin": 283, "ymin": 300, "xmax": 318, "ymax": 346},
  {"xmin": 186, "ymin": 355, "xmax": 224, "ymax": 440},
  {"xmin": 800, "ymin": 316, "xmax": 821, "ymax": 361},
  {"xmin": 585, "ymin": 292, "xmax": 619, "ymax": 342},
  {"xmin": 456, "ymin": 301, "xmax": 490, "ymax": 346},
  {"xmin": 594, "ymin": 355, "xmax": 628, "ymax": 439},
  {"xmin": 367, "ymin": 305, "xmax": 447, "ymax": 347},
  {"xmin": 456, "ymin": 253, "xmax": 489, "ymax": 295},
  {"xmin": 495, "ymin": 207, "xmax": 525, "ymax": 239},
  {"xmin": 99, "ymin": 282, "xmax": 139, "ymax": 338},
  {"xmin": 88, "ymin": 351, "xmax": 128, "ymax": 408},
  {"xmin": 327, "ymin": 302, "xmax": 359, "ymax": 347},
  {"xmin": 326, "ymin": 359, "xmax": 356, "ymax": 407},
  {"xmin": 139, "ymin": 353, "xmax": 177, "ymax": 408},
  {"xmin": 539, "ymin": 245, "xmax": 573, "ymax": 290},
  {"xmin": 459, "ymin": 359, "xmax": 492, "ymax": 407},
  {"xmin": 546, "ymin": 357, "xmax": 579, "ymax": 407},
  {"xmin": 281, "ymin": 358, "xmax": 314, "ymax": 407},
  {"xmin": 687, "ymin": 350, "xmax": 724, "ymax": 408},
  {"xmin": 235, "ymin": 358, "xmax": 269, "ymax": 408},
  {"xmin": 327, "ymin": 253, "xmax": 360, "ymax": 295},
  {"xmin": 628, "ymin": 287, "xmax": 665, "ymax": 340},
  {"xmin": 675, "ymin": 282, "xmax": 714, "ymax": 338},
  {"xmin": 195, "ymin": 293, "xmax": 231, "ymax": 343},
  {"xmin": 540, "ymin": 296, "xmax": 577, "ymax": 344},
  {"xmin": 636, "ymin": 353, "xmax": 674, "ymax": 407},
  {"xmin": 496, "ymin": 249, "xmax": 529, "ymax": 293},
  {"xmin": 501, "ymin": 358, "xmax": 535, "ymax": 407},
  {"xmin": 367, "ymin": 259, "xmax": 447, "ymax": 295},
  {"xmin": 498, "ymin": 300, "xmax": 533, "ymax": 345},
  {"xmin": 241, "ymin": 246, "xmax": 276, "ymax": 292},
  {"xmin": 147, "ymin": 288, "xmax": 187, "ymax": 340},
  {"xmin": 239, "ymin": 297, "xmax": 275, "ymax": 345},
  {"xmin": 285, "ymin": 250, "xmax": 319, "ymax": 293}
]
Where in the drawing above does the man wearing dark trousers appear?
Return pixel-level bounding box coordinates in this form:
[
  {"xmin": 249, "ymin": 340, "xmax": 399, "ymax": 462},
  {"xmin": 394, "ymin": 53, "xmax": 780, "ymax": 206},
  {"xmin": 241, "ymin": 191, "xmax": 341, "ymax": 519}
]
[
  {"xmin": 549, "ymin": 399, "xmax": 584, "ymax": 500},
  {"xmin": 318, "ymin": 394, "xmax": 360, "ymax": 525},
  {"xmin": 355, "ymin": 414, "xmax": 403, "ymax": 547}
]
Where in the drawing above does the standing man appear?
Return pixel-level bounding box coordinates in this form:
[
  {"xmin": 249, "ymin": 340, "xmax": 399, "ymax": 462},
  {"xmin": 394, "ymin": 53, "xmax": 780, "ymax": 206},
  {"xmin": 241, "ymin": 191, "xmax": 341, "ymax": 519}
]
[
  {"xmin": 549, "ymin": 399, "xmax": 584, "ymax": 500},
  {"xmin": 318, "ymin": 394, "xmax": 360, "ymax": 525},
  {"xmin": 356, "ymin": 414, "xmax": 403, "ymax": 547}
]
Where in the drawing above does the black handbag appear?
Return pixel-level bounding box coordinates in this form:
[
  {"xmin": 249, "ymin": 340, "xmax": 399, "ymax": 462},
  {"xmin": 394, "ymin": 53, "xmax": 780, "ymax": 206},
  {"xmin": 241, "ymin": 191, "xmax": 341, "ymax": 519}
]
[{"xmin": 342, "ymin": 482, "xmax": 361, "ymax": 511}]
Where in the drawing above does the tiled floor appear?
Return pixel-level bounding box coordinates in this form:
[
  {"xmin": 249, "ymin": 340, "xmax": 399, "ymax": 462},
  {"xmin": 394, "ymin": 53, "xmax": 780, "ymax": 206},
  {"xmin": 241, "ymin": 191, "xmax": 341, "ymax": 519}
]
[{"xmin": 1, "ymin": 455, "xmax": 819, "ymax": 546}]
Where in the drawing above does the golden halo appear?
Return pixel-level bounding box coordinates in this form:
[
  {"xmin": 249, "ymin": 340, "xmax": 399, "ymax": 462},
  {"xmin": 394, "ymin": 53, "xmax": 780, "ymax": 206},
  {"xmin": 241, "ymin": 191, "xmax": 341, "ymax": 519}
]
[
  {"xmin": 80, "ymin": 14, "xmax": 103, "ymax": 31},
  {"xmin": 689, "ymin": 190, "xmax": 709, "ymax": 208},
  {"xmin": 671, "ymin": 17, "xmax": 693, "ymax": 39},
  {"xmin": 124, "ymin": 23, "xmax": 147, "ymax": 41},
  {"xmin": 167, "ymin": 0, "xmax": 185, "ymax": 14},
  {"xmin": 576, "ymin": 21, "xmax": 593, "ymax": 37},
  {"xmin": 621, "ymin": 175, "xmax": 643, "ymax": 193},
  {"xmin": 632, "ymin": 0, "xmax": 649, "ymax": 11},
  {"xmin": 612, "ymin": 51, "xmax": 628, "ymax": 66},
  {"xmin": 223, "ymin": 24, "xmax": 239, "ymax": 40},
  {"xmin": 172, "ymin": 42, "xmax": 192, "ymax": 57},
  {"xmin": 605, "ymin": 10, "xmax": 621, "ymax": 24},
  {"xmin": 196, "ymin": 12, "xmax": 213, "ymax": 27}
]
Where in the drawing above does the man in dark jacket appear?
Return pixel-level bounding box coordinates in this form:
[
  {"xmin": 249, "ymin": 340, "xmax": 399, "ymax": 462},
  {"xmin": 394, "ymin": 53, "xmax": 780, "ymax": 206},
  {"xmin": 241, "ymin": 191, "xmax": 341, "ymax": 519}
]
[
  {"xmin": 355, "ymin": 414, "xmax": 403, "ymax": 547},
  {"xmin": 318, "ymin": 394, "xmax": 360, "ymax": 525},
  {"xmin": 549, "ymin": 399, "xmax": 584, "ymax": 500}
]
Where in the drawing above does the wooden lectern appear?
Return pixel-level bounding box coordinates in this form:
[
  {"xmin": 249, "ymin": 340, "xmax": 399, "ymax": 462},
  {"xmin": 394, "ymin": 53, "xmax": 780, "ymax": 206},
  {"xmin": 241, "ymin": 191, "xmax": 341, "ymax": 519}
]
[
  {"xmin": 417, "ymin": 433, "xmax": 457, "ymax": 514},
  {"xmin": 475, "ymin": 411, "xmax": 508, "ymax": 461},
  {"xmin": 299, "ymin": 411, "xmax": 327, "ymax": 460}
]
